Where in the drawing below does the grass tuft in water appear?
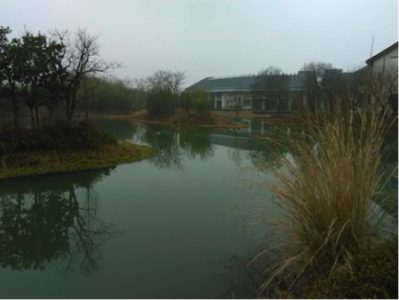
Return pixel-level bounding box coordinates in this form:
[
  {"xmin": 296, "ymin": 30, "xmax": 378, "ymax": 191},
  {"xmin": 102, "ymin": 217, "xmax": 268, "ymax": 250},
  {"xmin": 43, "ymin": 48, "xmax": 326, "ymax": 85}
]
[{"xmin": 248, "ymin": 96, "xmax": 397, "ymax": 297}]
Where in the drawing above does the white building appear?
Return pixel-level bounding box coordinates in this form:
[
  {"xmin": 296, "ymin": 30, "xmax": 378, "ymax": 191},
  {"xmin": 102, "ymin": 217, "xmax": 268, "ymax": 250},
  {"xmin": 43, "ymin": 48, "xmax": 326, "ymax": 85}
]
[
  {"xmin": 366, "ymin": 42, "xmax": 398, "ymax": 112},
  {"xmin": 366, "ymin": 42, "xmax": 398, "ymax": 75},
  {"xmin": 186, "ymin": 73, "xmax": 309, "ymax": 112}
]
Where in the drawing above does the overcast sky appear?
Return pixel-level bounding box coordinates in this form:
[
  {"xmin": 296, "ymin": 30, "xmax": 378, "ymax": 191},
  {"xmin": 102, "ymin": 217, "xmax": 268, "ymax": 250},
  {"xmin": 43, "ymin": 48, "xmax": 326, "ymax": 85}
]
[{"xmin": 1, "ymin": 0, "xmax": 397, "ymax": 86}]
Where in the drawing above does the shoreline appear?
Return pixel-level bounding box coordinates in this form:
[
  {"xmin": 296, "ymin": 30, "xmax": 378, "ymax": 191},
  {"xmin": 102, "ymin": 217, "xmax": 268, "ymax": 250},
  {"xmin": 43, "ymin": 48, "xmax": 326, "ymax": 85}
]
[
  {"xmin": 129, "ymin": 118, "xmax": 249, "ymax": 129},
  {"xmin": 93, "ymin": 112, "xmax": 249, "ymax": 129},
  {"xmin": 91, "ymin": 110, "xmax": 305, "ymax": 127},
  {"xmin": 0, "ymin": 142, "xmax": 157, "ymax": 180}
]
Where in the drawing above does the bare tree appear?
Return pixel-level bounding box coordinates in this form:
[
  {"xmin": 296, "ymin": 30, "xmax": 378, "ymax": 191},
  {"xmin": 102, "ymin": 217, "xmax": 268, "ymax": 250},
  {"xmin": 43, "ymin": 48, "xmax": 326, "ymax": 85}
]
[
  {"xmin": 1, "ymin": 28, "xmax": 23, "ymax": 129},
  {"xmin": 133, "ymin": 78, "xmax": 149, "ymax": 109},
  {"xmin": 50, "ymin": 29, "xmax": 119, "ymax": 122},
  {"xmin": 79, "ymin": 75, "xmax": 100, "ymax": 122},
  {"xmin": 146, "ymin": 70, "xmax": 185, "ymax": 96},
  {"xmin": 253, "ymin": 66, "xmax": 289, "ymax": 112},
  {"xmin": 301, "ymin": 62, "xmax": 334, "ymax": 115},
  {"xmin": 302, "ymin": 61, "xmax": 334, "ymax": 83}
]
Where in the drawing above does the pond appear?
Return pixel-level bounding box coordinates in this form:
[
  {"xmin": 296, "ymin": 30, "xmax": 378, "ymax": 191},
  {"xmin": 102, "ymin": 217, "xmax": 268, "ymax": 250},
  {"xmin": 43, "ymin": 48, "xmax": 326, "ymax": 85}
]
[{"xmin": 0, "ymin": 119, "xmax": 396, "ymax": 298}]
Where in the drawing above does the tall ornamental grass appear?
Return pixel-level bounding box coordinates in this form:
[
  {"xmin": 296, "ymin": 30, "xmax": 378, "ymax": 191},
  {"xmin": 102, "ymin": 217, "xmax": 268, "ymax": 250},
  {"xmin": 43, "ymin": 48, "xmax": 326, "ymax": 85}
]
[{"xmin": 250, "ymin": 94, "xmax": 396, "ymax": 296}]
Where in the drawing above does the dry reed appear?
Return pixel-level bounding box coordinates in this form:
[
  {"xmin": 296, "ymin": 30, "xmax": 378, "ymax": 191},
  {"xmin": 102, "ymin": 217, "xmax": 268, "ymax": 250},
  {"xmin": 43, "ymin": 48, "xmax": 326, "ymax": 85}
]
[{"xmin": 249, "ymin": 94, "xmax": 396, "ymax": 296}]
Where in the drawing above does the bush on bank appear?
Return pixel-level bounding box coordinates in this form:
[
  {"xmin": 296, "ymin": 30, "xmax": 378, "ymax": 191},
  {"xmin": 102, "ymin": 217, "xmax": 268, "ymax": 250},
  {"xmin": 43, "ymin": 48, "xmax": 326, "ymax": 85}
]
[{"xmin": 0, "ymin": 122, "xmax": 116, "ymax": 154}]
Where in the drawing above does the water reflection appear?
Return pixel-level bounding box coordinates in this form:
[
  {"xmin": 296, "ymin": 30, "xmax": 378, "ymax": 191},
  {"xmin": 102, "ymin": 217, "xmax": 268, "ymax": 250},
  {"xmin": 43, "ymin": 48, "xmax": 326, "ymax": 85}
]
[
  {"xmin": 142, "ymin": 126, "xmax": 184, "ymax": 169},
  {"xmin": 140, "ymin": 125, "xmax": 215, "ymax": 169},
  {"xmin": 95, "ymin": 119, "xmax": 139, "ymax": 140},
  {"xmin": 96, "ymin": 119, "xmax": 397, "ymax": 183},
  {"xmin": 0, "ymin": 169, "xmax": 118, "ymax": 274},
  {"xmin": 95, "ymin": 119, "xmax": 292, "ymax": 171},
  {"xmin": 95, "ymin": 119, "xmax": 397, "ymax": 211},
  {"xmin": 180, "ymin": 130, "xmax": 214, "ymax": 160}
]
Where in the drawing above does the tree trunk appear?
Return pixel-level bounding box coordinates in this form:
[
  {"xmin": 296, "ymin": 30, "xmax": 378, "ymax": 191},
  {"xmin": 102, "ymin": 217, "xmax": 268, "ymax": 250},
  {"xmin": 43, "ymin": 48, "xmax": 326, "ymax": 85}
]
[
  {"xmin": 47, "ymin": 105, "xmax": 54, "ymax": 124},
  {"xmin": 184, "ymin": 106, "xmax": 191, "ymax": 117},
  {"xmin": 68, "ymin": 94, "xmax": 76, "ymax": 122},
  {"xmin": 34, "ymin": 105, "xmax": 40, "ymax": 127},
  {"xmin": 12, "ymin": 94, "xmax": 19, "ymax": 129},
  {"xmin": 84, "ymin": 97, "xmax": 89, "ymax": 122},
  {"xmin": 66, "ymin": 97, "xmax": 71, "ymax": 121},
  {"xmin": 29, "ymin": 107, "xmax": 35, "ymax": 128},
  {"xmin": 66, "ymin": 90, "xmax": 78, "ymax": 123}
]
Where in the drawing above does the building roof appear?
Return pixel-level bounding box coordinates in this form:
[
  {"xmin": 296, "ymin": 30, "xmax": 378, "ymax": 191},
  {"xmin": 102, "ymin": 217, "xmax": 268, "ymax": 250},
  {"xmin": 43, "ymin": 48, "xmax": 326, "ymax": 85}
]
[
  {"xmin": 187, "ymin": 72, "xmax": 308, "ymax": 92},
  {"xmin": 187, "ymin": 76, "xmax": 256, "ymax": 92},
  {"xmin": 366, "ymin": 42, "xmax": 398, "ymax": 66},
  {"xmin": 321, "ymin": 69, "xmax": 354, "ymax": 87}
]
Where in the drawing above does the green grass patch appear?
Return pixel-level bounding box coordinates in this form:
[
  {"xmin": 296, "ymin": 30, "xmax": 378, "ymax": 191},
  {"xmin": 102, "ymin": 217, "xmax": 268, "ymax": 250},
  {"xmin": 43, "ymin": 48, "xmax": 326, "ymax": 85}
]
[
  {"xmin": 0, "ymin": 142, "xmax": 157, "ymax": 179},
  {"xmin": 304, "ymin": 237, "xmax": 398, "ymax": 299}
]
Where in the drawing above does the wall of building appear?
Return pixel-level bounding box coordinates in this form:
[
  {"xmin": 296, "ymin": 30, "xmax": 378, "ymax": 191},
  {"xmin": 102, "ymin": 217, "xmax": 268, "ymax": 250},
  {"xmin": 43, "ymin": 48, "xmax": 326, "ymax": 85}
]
[
  {"xmin": 209, "ymin": 91, "xmax": 253, "ymax": 110},
  {"xmin": 208, "ymin": 90, "xmax": 302, "ymax": 112},
  {"xmin": 370, "ymin": 47, "xmax": 398, "ymax": 76},
  {"xmin": 370, "ymin": 46, "xmax": 398, "ymax": 113}
]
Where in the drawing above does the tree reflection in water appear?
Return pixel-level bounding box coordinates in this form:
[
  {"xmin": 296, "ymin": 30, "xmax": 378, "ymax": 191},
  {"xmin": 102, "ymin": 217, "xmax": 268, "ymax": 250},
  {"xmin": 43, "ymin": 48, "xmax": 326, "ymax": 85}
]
[
  {"xmin": 142, "ymin": 125, "xmax": 214, "ymax": 169},
  {"xmin": 0, "ymin": 168, "xmax": 119, "ymax": 275},
  {"xmin": 179, "ymin": 130, "xmax": 214, "ymax": 160},
  {"xmin": 141, "ymin": 123, "xmax": 289, "ymax": 171}
]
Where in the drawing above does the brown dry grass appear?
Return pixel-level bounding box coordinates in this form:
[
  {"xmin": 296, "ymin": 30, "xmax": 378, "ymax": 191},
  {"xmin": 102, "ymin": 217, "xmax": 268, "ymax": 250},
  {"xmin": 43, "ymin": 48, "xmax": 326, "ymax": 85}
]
[
  {"xmin": 248, "ymin": 97, "xmax": 396, "ymax": 296},
  {"xmin": 130, "ymin": 108, "xmax": 248, "ymax": 128}
]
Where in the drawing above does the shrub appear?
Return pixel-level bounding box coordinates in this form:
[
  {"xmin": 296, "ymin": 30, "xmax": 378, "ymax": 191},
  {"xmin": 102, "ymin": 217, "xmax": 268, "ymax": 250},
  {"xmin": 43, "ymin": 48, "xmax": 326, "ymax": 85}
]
[
  {"xmin": 191, "ymin": 89, "xmax": 210, "ymax": 116},
  {"xmin": 179, "ymin": 91, "xmax": 193, "ymax": 116},
  {"xmin": 145, "ymin": 89, "xmax": 176, "ymax": 116},
  {"xmin": 83, "ymin": 77, "xmax": 139, "ymax": 114},
  {"xmin": 0, "ymin": 123, "xmax": 116, "ymax": 154}
]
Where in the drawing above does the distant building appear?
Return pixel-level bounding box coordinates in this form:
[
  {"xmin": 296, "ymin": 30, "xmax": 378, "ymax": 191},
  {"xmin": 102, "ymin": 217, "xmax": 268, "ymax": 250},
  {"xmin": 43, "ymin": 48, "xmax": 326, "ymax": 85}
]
[
  {"xmin": 186, "ymin": 72, "xmax": 309, "ymax": 112},
  {"xmin": 366, "ymin": 42, "xmax": 398, "ymax": 75},
  {"xmin": 366, "ymin": 42, "xmax": 398, "ymax": 112},
  {"xmin": 187, "ymin": 76, "xmax": 255, "ymax": 110},
  {"xmin": 187, "ymin": 42, "xmax": 398, "ymax": 113}
]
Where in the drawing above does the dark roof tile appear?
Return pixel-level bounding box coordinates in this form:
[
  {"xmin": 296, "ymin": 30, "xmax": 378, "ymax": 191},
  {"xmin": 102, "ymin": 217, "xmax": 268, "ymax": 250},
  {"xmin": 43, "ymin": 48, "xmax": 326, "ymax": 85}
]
[
  {"xmin": 366, "ymin": 42, "xmax": 398, "ymax": 65},
  {"xmin": 187, "ymin": 73, "xmax": 307, "ymax": 92}
]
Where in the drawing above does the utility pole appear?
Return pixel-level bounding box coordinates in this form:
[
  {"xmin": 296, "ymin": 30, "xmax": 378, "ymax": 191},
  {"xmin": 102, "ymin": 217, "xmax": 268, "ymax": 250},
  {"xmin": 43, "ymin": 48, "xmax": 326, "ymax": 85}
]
[{"xmin": 369, "ymin": 34, "xmax": 375, "ymax": 58}]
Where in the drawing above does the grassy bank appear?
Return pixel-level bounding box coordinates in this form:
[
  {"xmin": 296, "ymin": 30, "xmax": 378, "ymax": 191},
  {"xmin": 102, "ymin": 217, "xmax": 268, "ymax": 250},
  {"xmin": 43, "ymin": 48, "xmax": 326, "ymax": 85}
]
[
  {"xmin": 303, "ymin": 237, "xmax": 398, "ymax": 299},
  {"xmin": 0, "ymin": 142, "xmax": 156, "ymax": 179}
]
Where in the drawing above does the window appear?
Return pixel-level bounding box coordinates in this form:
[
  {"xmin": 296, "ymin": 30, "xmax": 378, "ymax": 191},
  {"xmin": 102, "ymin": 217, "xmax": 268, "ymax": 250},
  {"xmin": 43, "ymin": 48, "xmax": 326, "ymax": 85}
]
[{"xmin": 243, "ymin": 99, "xmax": 251, "ymax": 107}]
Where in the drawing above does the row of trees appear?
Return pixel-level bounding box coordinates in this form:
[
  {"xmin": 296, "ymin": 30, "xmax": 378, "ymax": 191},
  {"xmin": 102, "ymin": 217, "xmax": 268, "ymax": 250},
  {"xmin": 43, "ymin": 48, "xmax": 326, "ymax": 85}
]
[
  {"xmin": 142, "ymin": 70, "xmax": 210, "ymax": 117},
  {"xmin": 252, "ymin": 62, "xmax": 336, "ymax": 113},
  {"xmin": 139, "ymin": 64, "xmax": 336, "ymax": 117},
  {"xmin": 80, "ymin": 70, "xmax": 209, "ymax": 118},
  {"xmin": 5, "ymin": 24, "xmax": 391, "ymax": 126},
  {"xmin": 79, "ymin": 76, "xmax": 145, "ymax": 115},
  {"xmin": 0, "ymin": 26, "xmax": 116, "ymax": 129},
  {"xmin": 252, "ymin": 61, "xmax": 397, "ymax": 115}
]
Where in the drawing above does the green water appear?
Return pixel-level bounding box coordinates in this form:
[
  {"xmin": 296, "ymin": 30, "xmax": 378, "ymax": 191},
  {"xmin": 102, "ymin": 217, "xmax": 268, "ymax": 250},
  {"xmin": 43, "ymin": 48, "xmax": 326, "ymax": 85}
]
[
  {"xmin": 0, "ymin": 120, "xmax": 396, "ymax": 298},
  {"xmin": 0, "ymin": 120, "xmax": 280, "ymax": 298}
]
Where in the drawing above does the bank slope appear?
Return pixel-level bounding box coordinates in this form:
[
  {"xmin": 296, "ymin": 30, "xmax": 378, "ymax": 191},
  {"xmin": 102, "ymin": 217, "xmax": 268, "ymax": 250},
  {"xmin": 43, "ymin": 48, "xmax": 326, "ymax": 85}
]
[{"xmin": 0, "ymin": 142, "xmax": 156, "ymax": 179}]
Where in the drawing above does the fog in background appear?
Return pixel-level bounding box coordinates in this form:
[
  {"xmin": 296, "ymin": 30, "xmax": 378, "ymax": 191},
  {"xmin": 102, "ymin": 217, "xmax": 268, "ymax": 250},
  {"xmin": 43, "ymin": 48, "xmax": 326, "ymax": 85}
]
[{"xmin": 1, "ymin": 0, "xmax": 397, "ymax": 86}]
